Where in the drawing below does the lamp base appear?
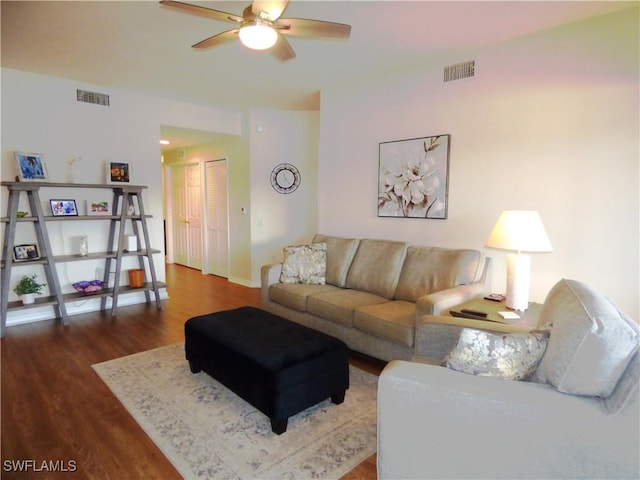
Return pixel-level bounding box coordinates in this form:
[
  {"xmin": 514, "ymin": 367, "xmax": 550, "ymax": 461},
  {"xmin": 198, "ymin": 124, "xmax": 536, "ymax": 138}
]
[{"xmin": 506, "ymin": 253, "xmax": 531, "ymax": 311}]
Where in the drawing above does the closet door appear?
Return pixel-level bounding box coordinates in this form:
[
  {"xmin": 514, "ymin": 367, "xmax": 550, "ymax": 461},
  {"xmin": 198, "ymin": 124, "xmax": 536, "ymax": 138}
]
[
  {"xmin": 171, "ymin": 164, "xmax": 188, "ymax": 266},
  {"xmin": 171, "ymin": 163, "xmax": 203, "ymax": 270},
  {"xmin": 205, "ymin": 159, "xmax": 229, "ymax": 277}
]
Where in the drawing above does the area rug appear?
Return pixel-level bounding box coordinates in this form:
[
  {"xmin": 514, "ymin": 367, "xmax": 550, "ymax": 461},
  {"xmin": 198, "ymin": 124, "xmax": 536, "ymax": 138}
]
[{"xmin": 92, "ymin": 343, "xmax": 378, "ymax": 480}]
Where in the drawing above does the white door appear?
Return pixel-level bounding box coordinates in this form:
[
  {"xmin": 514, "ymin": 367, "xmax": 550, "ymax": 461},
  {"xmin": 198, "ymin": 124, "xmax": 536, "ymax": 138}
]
[
  {"xmin": 171, "ymin": 164, "xmax": 188, "ymax": 266},
  {"xmin": 205, "ymin": 159, "xmax": 229, "ymax": 277},
  {"xmin": 185, "ymin": 163, "xmax": 203, "ymax": 270},
  {"xmin": 170, "ymin": 163, "xmax": 203, "ymax": 269}
]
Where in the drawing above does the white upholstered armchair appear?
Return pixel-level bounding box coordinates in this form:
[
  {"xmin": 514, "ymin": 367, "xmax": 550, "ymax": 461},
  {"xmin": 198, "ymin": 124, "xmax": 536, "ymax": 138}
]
[{"xmin": 377, "ymin": 279, "xmax": 639, "ymax": 479}]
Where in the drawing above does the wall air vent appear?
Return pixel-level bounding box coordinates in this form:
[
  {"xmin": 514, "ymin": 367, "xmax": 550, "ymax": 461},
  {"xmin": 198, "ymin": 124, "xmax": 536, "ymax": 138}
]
[
  {"xmin": 76, "ymin": 89, "xmax": 110, "ymax": 106},
  {"xmin": 443, "ymin": 60, "xmax": 475, "ymax": 82}
]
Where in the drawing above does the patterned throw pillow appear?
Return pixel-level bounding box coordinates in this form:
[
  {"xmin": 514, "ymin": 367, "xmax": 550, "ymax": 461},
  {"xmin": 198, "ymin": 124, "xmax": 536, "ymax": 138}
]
[
  {"xmin": 443, "ymin": 328, "xmax": 549, "ymax": 381},
  {"xmin": 280, "ymin": 243, "xmax": 327, "ymax": 285}
]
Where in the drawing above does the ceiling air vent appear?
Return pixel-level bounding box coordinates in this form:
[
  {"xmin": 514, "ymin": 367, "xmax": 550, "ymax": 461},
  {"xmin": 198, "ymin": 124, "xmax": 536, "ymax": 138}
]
[
  {"xmin": 443, "ymin": 60, "xmax": 475, "ymax": 82},
  {"xmin": 76, "ymin": 89, "xmax": 110, "ymax": 106}
]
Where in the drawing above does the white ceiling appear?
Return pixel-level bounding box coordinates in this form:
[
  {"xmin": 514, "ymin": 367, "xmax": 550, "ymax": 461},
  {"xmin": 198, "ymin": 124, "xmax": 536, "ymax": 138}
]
[{"xmin": 1, "ymin": 0, "xmax": 633, "ymax": 149}]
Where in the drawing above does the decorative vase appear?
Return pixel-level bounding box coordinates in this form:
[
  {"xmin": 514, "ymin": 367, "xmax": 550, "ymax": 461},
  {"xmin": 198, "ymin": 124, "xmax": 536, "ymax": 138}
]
[
  {"xmin": 79, "ymin": 236, "xmax": 88, "ymax": 256},
  {"xmin": 22, "ymin": 293, "xmax": 35, "ymax": 305},
  {"xmin": 69, "ymin": 156, "xmax": 84, "ymax": 183},
  {"xmin": 128, "ymin": 269, "xmax": 145, "ymax": 288}
]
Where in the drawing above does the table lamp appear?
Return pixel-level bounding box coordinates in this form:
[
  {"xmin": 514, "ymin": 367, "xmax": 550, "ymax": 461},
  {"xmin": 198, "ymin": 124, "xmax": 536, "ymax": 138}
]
[{"xmin": 485, "ymin": 210, "xmax": 553, "ymax": 311}]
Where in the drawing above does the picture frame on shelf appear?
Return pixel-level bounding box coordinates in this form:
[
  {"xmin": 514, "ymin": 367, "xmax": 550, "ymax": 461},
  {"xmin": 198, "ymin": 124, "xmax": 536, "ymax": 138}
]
[
  {"xmin": 106, "ymin": 161, "xmax": 131, "ymax": 184},
  {"xmin": 49, "ymin": 199, "xmax": 79, "ymax": 217},
  {"xmin": 87, "ymin": 200, "xmax": 111, "ymax": 216},
  {"xmin": 13, "ymin": 244, "xmax": 40, "ymax": 262},
  {"xmin": 14, "ymin": 151, "xmax": 49, "ymax": 182},
  {"xmin": 378, "ymin": 134, "xmax": 451, "ymax": 219}
]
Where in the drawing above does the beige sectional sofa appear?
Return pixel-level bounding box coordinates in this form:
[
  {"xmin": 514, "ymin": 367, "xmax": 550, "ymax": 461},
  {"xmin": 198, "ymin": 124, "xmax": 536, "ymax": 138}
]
[{"xmin": 261, "ymin": 234, "xmax": 491, "ymax": 361}]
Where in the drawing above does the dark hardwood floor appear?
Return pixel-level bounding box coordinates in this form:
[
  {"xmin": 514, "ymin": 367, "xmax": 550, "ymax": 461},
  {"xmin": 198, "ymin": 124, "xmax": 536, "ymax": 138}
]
[{"xmin": 1, "ymin": 264, "xmax": 382, "ymax": 479}]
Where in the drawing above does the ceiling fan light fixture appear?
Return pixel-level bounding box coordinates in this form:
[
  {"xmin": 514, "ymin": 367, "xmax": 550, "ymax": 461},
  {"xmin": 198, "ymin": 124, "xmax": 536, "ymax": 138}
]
[{"xmin": 239, "ymin": 19, "xmax": 277, "ymax": 50}]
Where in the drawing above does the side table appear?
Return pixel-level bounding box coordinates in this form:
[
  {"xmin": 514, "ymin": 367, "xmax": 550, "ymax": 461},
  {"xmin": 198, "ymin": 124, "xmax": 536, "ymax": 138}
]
[
  {"xmin": 444, "ymin": 298, "xmax": 544, "ymax": 334},
  {"xmin": 414, "ymin": 298, "xmax": 546, "ymax": 363}
]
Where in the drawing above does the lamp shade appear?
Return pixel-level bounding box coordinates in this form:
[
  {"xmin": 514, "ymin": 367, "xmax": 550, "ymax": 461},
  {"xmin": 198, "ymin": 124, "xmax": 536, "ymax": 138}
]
[
  {"xmin": 239, "ymin": 21, "xmax": 278, "ymax": 50},
  {"xmin": 485, "ymin": 210, "xmax": 553, "ymax": 253}
]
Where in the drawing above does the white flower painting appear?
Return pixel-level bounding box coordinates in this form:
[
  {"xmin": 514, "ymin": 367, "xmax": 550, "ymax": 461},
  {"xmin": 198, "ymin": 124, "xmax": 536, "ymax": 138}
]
[{"xmin": 378, "ymin": 134, "xmax": 450, "ymax": 219}]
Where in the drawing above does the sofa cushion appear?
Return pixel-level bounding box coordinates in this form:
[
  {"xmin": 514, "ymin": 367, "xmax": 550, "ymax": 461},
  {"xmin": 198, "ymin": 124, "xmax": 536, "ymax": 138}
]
[
  {"xmin": 395, "ymin": 247, "xmax": 481, "ymax": 302},
  {"xmin": 534, "ymin": 279, "xmax": 639, "ymax": 397},
  {"xmin": 269, "ymin": 283, "xmax": 340, "ymax": 312},
  {"xmin": 443, "ymin": 328, "xmax": 549, "ymax": 380},
  {"xmin": 345, "ymin": 239, "xmax": 407, "ymax": 299},
  {"xmin": 354, "ymin": 301, "xmax": 416, "ymax": 348},
  {"xmin": 307, "ymin": 289, "xmax": 389, "ymax": 328},
  {"xmin": 312, "ymin": 234, "xmax": 360, "ymax": 288},
  {"xmin": 280, "ymin": 243, "xmax": 327, "ymax": 284}
]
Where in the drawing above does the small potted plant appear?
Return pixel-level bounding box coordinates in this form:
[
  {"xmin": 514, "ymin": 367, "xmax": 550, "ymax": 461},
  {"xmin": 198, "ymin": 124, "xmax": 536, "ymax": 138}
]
[{"xmin": 13, "ymin": 274, "xmax": 46, "ymax": 305}]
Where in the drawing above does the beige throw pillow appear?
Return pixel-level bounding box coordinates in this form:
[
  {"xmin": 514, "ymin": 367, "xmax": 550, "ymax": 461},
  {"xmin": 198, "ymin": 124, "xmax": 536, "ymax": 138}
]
[
  {"xmin": 280, "ymin": 243, "xmax": 327, "ymax": 285},
  {"xmin": 444, "ymin": 328, "xmax": 549, "ymax": 381}
]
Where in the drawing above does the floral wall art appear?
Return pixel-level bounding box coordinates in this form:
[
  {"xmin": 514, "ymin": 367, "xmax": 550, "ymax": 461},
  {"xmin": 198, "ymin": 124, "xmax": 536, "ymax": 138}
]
[{"xmin": 378, "ymin": 134, "xmax": 450, "ymax": 219}]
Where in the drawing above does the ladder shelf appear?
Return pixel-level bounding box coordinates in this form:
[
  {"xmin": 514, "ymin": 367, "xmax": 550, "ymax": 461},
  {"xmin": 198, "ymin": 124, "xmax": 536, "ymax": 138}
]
[{"xmin": 1, "ymin": 181, "xmax": 164, "ymax": 336}]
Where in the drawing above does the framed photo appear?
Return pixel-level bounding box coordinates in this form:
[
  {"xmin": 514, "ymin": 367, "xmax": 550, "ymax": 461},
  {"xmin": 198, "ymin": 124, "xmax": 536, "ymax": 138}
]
[
  {"xmin": 87, "ymin": 200, "xmax": 111, "ymax": 216},
  {"xmin": 107, "ymin": 161, "xmax": 131, "ymax": 184},
  {"xmin": 50, "ymin": 199, "xmax": 79, "ymax": 217},
  {"xmin": 13, "ymin": 244, "xmax": 40, "ymax": 262},
  {"xmin": 378, "ymin": 134, "xmax": 451, "ymax": 219},
  {"xmin": 14, "ymin": 151, "xmax": 49, "ymax": 182}
]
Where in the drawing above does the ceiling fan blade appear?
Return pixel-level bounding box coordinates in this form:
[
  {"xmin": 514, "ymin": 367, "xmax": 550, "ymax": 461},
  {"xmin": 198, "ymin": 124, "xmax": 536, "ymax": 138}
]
[
  {"xmin": 270, "ymin": 34, "xmax": 296, "ymax": 61},
  {"xmin": 252, "ymin": 0, "xmax": 289, "ymax": 21},
  {"xmin": 277, "ymin": 18, "xmax": 351, "ymax": 38},
  {"xmin": 192, "ymin": 29, "xmax": 239, "ymax": 49},
  {"xmin": 159, "ymin": 0, "xmax": 243, "ymax": 24}
]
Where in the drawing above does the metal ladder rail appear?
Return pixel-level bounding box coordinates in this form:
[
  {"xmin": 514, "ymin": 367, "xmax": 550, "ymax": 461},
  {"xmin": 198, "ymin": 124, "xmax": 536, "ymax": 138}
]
[
  {"xmin": 25, "ymin": 188, "xmax": 67, "ymax": 323},
  {"xmin": 127, "ymin": 188, "xmax": 161, "ymax": 308},
  {"xmin": 126, "ymin": 192, "xmax": 150, "ymax": 304},
  {"xmin": 109, "ymin": 188, "xmax": 130, "ymax": 316},
  {"xmin": 101, "ymin": 187, "xmax": 160, "ymax": 315},
  {"xmin": 101, "ymin": 189, "xmax": 120, "ymax": 312},
  {"xmin": 1, "ymin": 185, "xmax": 67, "ymax": 336},
  {"xmin": 1, "ymin": 188, "xmax": 21, "ymax": 336}
]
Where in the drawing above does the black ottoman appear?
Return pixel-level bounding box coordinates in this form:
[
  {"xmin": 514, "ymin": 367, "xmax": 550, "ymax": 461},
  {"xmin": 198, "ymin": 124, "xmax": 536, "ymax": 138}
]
[{"xmin": 184, "ymin": 306, "xmax": 350, "ymax": 434}]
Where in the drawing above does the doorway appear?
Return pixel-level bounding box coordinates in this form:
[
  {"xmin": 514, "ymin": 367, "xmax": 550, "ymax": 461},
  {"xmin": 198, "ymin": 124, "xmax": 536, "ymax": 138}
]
[{"xmin": 161, "ymin": 126, "xmax": 231, "ymax": 278}]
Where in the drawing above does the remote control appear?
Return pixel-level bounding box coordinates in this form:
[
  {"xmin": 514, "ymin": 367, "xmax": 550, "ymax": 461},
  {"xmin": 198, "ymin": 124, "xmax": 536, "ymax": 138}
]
[
  {"xmin": 460, "ymin": 309, "xmax": 488, "ymax": 318},
  {"xmin": 484, "ymin": 293, "xmax": 505, "ymax": 302}
]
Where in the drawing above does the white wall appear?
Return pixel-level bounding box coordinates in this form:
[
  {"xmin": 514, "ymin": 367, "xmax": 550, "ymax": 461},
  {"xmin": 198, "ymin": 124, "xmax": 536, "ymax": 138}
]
[
  {"xmin": 318, "ymin": 8, "xmax": 639, "ymax": 319},
  {"xmin": 160, "ymin": 110, "xmax": 320, "ymax": 288},
  {"xmin": 1, "ymin": 68, "xmax": 242, "ymax": 325},
  {"xmin": 249, "ymin": 110, "xmax": 320, "ymax": 284}
]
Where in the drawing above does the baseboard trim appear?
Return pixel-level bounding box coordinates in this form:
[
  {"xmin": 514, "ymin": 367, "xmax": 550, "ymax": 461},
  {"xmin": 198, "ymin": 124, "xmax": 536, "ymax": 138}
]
[
  {"xmin": 5, "ymin": 288, "xmax": 170, "ymax": 328},
  {"xmin": 227, "ymin": 276, "xmax": 260, "ymax": 288}
]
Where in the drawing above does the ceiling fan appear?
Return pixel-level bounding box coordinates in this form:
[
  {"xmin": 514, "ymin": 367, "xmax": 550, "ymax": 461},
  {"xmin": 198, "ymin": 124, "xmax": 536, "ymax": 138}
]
[{"xmin": 159, "ymin": 0, "xmax": 351, "ymax": 61}]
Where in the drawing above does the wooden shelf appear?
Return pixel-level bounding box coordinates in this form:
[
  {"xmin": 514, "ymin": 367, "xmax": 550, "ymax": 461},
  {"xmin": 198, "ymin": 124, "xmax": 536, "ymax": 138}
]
[
  {"xmin": 1, "ymin": 215, "xmax": 152, "ymax": 222},
  {"xmin": 2, "ymin": 250, "xmax": 162, "ymax": 268},
  {"xmin": 1, "ymin": 182, "xmax": 163, "ymax": 336},
  {"xmin": 6, "ymin": 282, "xmax": 167, "ymax": 311}
]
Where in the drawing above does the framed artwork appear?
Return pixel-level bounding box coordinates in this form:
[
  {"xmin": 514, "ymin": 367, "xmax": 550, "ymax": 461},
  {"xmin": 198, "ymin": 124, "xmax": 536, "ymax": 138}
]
[
  {"xmin": 13, "ymin": 244, "xmax": 40, "ymax": 262},
  {"xmin": 107, "ymin": 161, "xmax": 131, "ymax": 184},
  {"xmin": 87, "ymin": 200, "xmax": 111, "ymax": 216},
  {"xmin": 49, "ymin": 199, "xmax": 79, "ymax": 217},
  {"xmin": 378, "ymin": 134, "xmax": 451, "ymax": 219},
  {"xmin": 14, "ymin": 151, "xmax": 49, "ymax": 182}
]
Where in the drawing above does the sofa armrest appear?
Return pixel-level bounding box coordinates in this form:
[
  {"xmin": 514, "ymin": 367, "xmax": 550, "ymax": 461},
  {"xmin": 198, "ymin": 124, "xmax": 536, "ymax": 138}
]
[
  {"xmin": 260, "ymin": 263, "xmax": 282, "ymax": 305},
  {"xmin": 415, "ymin": 256, "xmax": 491, "ymax": 316},
  {"xmin": 378, "ymin": 360, "xmax": 638, "ymax": 480},
  {"xmin": 416, "ymin": 283, "xmax": 485, "ymax": 316}
]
